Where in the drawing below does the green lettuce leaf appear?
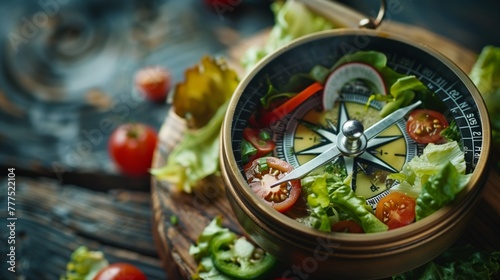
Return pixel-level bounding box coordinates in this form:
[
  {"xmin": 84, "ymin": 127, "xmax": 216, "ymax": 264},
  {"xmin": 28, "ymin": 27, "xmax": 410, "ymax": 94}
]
[
  {"xmin": 241, "ymin": 0, "xmax": 334, "ymax": 71},
  {"xmin": 151, "ymin": 100, "xmax": 228, "ymax": 193},
  {"xmin": 415, "ymin": 162, "xmax": 471, "ymax": 220},
  {"xmin": 393, "ymin": 244, "xmax": 500, "ymax": 280},
  {"xmin": 390, "ymin": 141, "xmax": 467, "ymax": 196},
  {"xmin": 60, "ymin": 246, "xmax": 109, "ymax": 280},
  {"xmin": 302, "ymin": 176, "xmax": 336, "ymax": 232},
  {"xmin": 330, "ymin": 184, "xmax": 388, "ymax": 233},
  {"xmin": 189, "ymin": 216, "xmax": 229, "ymax": 261},
  {"xmin": 469, "ymin": 45, "xmax": 500, "ymax": 147},
  {"xmin": 299, "ymin": 162, "xmax": 387, "ymax": 232}
]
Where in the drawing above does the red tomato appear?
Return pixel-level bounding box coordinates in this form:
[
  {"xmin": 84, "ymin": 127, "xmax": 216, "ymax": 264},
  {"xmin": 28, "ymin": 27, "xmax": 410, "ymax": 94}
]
[
  {"xmin": 375, "ymin": 192, "xmax": 416, "ymax": 230},
  {"xmin": 244, "ymin": 157, "xmax": 301, "ymax": 213},
  {"xmin": 331, "ymin": 220, "xmax": 364, "ymax": 233},
  {"xmin": 94, "ymin": 263, "xmax": 147, "ymax": 280},
  {"xmin": 135, "ymin": 66, "xmax": 171, "ymax": 102},
  {"xmin": 406, "ymin": 109, "xmax": 448, "ymax": 144},
  {"xmin": 108, "ymin": 123, "xmax": 158, "ymax": 176},
  {"xmin": 243, "ymin": 128, "xmax": 275, "ymax": 161}
]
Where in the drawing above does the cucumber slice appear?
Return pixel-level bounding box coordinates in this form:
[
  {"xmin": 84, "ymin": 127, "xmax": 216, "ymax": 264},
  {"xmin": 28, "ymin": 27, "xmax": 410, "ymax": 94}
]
[{"xmin": 323, "ymin": 62, "xmax": 387, "ymax": 110}]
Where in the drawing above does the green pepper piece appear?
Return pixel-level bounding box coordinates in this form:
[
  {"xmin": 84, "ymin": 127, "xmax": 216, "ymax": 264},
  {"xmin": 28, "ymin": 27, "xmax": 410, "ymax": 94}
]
[{"xmin": 210, "ymin": 232, "xmax": 276, "ymax": 280}]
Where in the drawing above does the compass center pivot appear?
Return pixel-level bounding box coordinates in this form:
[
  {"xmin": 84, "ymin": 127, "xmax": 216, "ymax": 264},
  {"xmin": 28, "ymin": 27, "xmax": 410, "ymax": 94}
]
[{"xmin": 337, "ymin": 120, "xmax": 367, "ymax": 157}]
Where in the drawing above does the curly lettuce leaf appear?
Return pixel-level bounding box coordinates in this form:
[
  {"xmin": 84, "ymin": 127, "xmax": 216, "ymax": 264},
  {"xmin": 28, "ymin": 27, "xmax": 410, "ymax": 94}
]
[
  {"xmin": 151, "ymin": 100, "xmax": 228, "ymax": 193},
  {"xmin": 302, "ymin": 172, "xmax": 388, "ymax": 233},
  {"xmin": 330, "ymin": 184, "xmax": 388, "ymax": 233},
  {"xmin": 242, "ymin": 0, "xmax": 334, "ymax": 71},
  {"xmin": 300, "ymin": 162, "xmax": 349, "ymax": 232},
  {"xmin": 60, "ymin": 246, "xmax": 109, "ymax": 280},
  {"xmin": 415, "ymin": 162, "xmax": 471, "ymax": 220},
  {"xmin": 390, "ymin": 141, "xmax": 467, "ymax": 196},
  {"xmin": 393, "ymin": 244, "xmax": 500, "ymax": 280},
  {"xmin": 302, "ymin": 175, "xmax": 336, "ymax": 232},
  {"xmin": 189, "ymin": 216, "xmax": 229, "ymax": 261}
]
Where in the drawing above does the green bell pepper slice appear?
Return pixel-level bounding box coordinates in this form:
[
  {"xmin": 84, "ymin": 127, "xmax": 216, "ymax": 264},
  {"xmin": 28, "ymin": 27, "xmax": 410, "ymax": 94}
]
[{"xmin": 209, "ymin": 231, "xmax": 276, "ymax": 279}]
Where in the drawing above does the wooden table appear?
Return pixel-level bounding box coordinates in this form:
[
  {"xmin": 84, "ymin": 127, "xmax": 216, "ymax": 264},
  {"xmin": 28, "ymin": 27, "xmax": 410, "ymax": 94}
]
[
  {"xmin": 151, "ymin": 2, "xmax": 500, "ymax": 279},
  {"xmin": 0, "ymin": 177, "xmax": 167, "ymax": 280}
]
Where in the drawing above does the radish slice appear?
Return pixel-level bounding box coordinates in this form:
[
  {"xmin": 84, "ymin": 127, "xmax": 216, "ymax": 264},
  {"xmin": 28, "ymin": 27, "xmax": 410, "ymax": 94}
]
[{"xmin": 323, "ymin": 62, "xmax": 387, "ymax": 110}]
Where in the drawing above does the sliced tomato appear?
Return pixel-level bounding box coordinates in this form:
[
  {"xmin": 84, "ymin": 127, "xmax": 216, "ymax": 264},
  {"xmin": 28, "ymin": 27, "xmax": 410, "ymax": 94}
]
[
  {"xmin": 243, "ymin": 128, "xmax": 275, "ymax": 161},
  {"xmin": 244, "ymin": 157, "xmax": 301, "ymax": 213},
  {"xmin": 375, "ymin": 192, "xmax": 416, "ymax": 230},
  {"xmin": 331, "ymin": 220, "xmax": 364, "ymax": 233},
  {"xmin": 406, "ymin": 109, "xmax": 449, "ymax": 144}
]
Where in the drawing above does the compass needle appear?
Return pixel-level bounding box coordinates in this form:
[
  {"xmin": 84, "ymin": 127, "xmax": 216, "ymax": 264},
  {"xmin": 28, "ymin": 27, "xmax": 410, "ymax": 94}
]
[
  {"xmin": 364, "ymin": 101, "xmax": 422, "ymax": 141},
  {"xmin": 270, "ymin": 101, "xmax": 422, "ymax": 188},
  {"xmin": 270, "ymin": 146, "xmax": 342, "ymax": 187}
]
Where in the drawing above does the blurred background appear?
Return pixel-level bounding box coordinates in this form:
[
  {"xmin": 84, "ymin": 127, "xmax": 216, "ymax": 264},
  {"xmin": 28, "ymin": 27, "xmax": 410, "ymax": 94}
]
[
  {"xmin": 0, "ymin": 0, "xmax": 499, "ymax": 279},
  {"xmin": 338, "ymin": 0, "xmax": 500, "ymax": 53}
]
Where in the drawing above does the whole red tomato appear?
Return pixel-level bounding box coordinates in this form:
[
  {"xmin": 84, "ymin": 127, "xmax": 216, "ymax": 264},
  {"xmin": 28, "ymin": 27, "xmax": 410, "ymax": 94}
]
[
  {"xmin": 108, "ymin": 123, "xmax": 158, "ymax": 176},
  {"xmin": 134, "ymin": 65, "xmax": 171, "ymax": 102},
  {"xmin": 93, "ymin": 263, "xmax": 147, "ymax": 280}
]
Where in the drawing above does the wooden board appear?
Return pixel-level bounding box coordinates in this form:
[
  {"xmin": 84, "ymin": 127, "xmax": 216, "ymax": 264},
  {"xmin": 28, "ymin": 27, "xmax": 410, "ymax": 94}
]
[
  {"xmin": 0, "ymin": 177, "xmax": 167, "ymax": 280},
  {"xmin": 151, "ymin": 2, "xmax": 499, "ymax": 279}
]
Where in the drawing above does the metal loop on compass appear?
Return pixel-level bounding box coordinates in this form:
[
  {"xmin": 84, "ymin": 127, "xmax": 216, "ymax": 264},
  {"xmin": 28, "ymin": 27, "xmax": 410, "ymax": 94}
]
[{"xmin": 358, "ymin": 0, "xmax": 386, "ymax": 29}]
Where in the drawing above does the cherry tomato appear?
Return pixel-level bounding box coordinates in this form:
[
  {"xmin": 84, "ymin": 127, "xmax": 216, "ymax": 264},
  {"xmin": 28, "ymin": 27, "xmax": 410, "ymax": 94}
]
[
  {"xmin": 243, "ymin": 128, "xmax": 275, "ymax": 161},
  {"xmin": 375, "ymin": 192, "xmax": 416, "ymax": 230},
  {"xmin": 93, "ymin": 263, "xmax": 147, "ymax": 280},
  {"xmin": 331, "ymin": 220, "xmax": 364, "ymax": 233},
  {"xmin": 406, "ymin": 109, "xmax": 448, "ymax": 144},
  {"xmin": 108, "ymin": 123, "xmax": 158, "ymax": 177},
  {"xmin": 134, "ymin": 65, "xmax": 171, "ymax": 102},
  {"xmin": 244, "ymin": 157, "xmax": 301, "ymax": 213}
]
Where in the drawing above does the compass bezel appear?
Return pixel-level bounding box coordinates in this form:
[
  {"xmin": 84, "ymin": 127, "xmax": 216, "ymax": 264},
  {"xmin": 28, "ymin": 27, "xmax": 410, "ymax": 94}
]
[{"xmin": 221, "ymin": 29, "xmax": 490, "ymax": 278}]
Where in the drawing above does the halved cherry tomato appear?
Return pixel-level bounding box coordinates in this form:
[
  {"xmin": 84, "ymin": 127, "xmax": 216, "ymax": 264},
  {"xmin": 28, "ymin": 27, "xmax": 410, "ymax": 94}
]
[
  {"xmin": 406, "ymin": 109, "xmax": 449, "ymax": 144},
  {"xmin": 243, "ymin": 128, "xmax": 275, "ymax": 162},
  {"xmin": 331, "ymin": 220, "xmax": 364, "ymax": 233},
  {"xmin": 244, "ymin": 157, "xmax": 301, "ymax": 213},
  {"xmin": 375, "ymin": 192, "xmax": 416, "ymax": 230},
  {"xmin": 94, "ymin": 263, "xmax": 147, "ymax": 280}
]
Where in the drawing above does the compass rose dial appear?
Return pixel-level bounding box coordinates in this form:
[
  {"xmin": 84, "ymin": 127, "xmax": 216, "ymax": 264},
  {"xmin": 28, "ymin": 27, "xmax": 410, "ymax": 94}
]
[{"xmin": 274, "ymin": 85, "xmax": 418, "ymax": 207}]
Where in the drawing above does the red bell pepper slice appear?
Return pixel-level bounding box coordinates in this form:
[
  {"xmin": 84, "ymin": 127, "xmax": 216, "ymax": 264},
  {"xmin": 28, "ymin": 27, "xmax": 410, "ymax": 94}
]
[{"xmin": 261, "ymin": 82, "xmax": 324, "ymax": 126}]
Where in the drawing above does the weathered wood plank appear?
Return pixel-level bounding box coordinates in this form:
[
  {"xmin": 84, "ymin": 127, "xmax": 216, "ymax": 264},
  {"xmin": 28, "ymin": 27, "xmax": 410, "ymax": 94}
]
[{"xmin": 0, "ymin": 177, "xmax": 167, "ymax": 280}]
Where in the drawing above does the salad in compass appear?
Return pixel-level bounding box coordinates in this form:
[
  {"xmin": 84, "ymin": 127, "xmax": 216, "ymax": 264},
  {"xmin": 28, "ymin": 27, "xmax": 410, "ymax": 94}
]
[{"xmin": 238, "ymin": 50, "xmax": 477, "ymax": 233}]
